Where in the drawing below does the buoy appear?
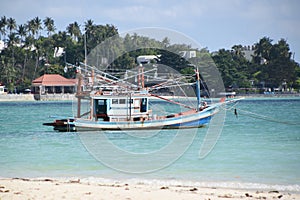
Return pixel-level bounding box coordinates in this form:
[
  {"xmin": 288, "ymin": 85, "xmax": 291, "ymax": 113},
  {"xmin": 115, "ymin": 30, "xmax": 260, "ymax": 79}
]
[{"xmin": 234, "ymin": 108, "xmax": 238, "ymax": 118}]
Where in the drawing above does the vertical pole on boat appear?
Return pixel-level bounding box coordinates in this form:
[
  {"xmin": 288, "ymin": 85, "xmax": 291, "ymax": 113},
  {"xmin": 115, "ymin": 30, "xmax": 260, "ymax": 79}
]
[
  {"xmin": 141, "ymin": 65, "xmax": 145, "ymax": 89},
  {"xmin": 195, "ymin": 67, "xmax": 201, "ymax": 111},
  {"xmin": 89, "ymin": 69, "xmax": 94, "ymax": 119},
  {"xmin": 91, "ymin": 69, "xmax": 94, "ymax": 86},
  {"xmin": 128, "ymin": 93, "xmax": 132, "ymax": 121},
  {"xmin": 84, "ymin": 32, "xmax": 87, "ymax": 72},
  {"xmin": 138, "ymin": 64, "xmax": 140, "ymax": 89},
  {"xmin": 76, "ymin": 70, "xmax": 82, "ymax": 118},
  {"xmin": 138, "ymin": 64, "xmax": 145, "ymax": 89}
]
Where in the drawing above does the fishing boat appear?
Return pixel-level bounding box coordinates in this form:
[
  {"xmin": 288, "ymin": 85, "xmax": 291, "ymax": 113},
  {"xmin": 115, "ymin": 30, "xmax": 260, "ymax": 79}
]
[{"xmin": 44, "ymin": 56, "xmax": 238, "ymax": 132}]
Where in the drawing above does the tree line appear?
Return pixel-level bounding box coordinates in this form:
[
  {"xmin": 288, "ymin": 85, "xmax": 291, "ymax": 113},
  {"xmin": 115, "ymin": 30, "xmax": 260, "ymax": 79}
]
[
  {"xmin": 213, "ymin": 38, "xmax": 300, "ymax": 93},
  {"xmin": 0, "ymin": 16, "xmax": 299, "ymax": 93}
]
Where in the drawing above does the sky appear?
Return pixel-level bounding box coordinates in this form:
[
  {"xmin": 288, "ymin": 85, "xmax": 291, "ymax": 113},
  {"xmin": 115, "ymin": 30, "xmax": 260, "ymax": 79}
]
[{"xmin": 1, "ymin": 0, "xmax": 300, "ymax": 62}]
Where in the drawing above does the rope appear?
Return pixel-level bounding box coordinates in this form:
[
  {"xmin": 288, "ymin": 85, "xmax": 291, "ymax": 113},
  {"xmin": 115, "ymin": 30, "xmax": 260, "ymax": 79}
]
[
  {"xmin": 150, "ymin": 94, "xmax": 195, "ymax": 110},
  {"xmin": 223, "ymin": 101, "xmax": 240, "ymax": 111},
  {"xmin": 233, "ymin": 108, "xmax": 300, "ymax": 126}
]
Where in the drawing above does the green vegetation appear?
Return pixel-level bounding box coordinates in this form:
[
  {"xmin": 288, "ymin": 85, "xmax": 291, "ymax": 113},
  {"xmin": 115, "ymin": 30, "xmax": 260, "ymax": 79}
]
[
  {"xmin": 213, "ymin": 39, "xmax": 300, "ymax": 93},
  {"xmin": 0, "ymin": 16, "xmax": 299, "ymax": 94}
]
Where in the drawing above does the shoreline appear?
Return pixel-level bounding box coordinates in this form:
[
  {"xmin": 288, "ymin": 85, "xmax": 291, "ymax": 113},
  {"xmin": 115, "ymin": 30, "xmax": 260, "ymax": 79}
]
[
  {"xmin": 0, "ymin": 94, "xmax": 75, "ymax": 102},
  {"xmin": 0, "ymin": 94, "xmax": 35, "ymax": 102},
  {"xmin": 236, "ymin": 93, "xmax": 300, "ymax": 99},
  {"xmin": 0, "ymin": 93, "xmax": 300, "ymax": 102},
  {"xmin": 1, "ymin": 177, "xmax": 299, "ymax": 200}
]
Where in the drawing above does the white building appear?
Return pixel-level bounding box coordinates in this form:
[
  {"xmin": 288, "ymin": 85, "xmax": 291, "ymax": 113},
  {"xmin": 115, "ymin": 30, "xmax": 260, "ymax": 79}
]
[{"xmin": 0, "ymin": 85, "xmax": 6, "ymax": 94}]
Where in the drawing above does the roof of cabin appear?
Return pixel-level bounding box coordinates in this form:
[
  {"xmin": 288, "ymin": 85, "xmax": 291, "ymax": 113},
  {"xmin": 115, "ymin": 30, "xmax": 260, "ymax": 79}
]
[{"xmin": 32, "ymin": 74, "xmax": 77, "ymax": 86}]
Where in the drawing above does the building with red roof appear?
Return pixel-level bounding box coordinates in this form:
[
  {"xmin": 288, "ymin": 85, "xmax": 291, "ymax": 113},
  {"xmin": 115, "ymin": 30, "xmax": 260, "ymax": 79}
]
[{"xmin": 32, "ymin": 74, "xmax": 77, "ymax": 100}]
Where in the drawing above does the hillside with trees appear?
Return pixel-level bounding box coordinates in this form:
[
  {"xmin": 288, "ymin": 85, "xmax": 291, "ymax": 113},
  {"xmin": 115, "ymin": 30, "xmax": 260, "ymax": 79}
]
[
  {"xmin": 213, "ymin": 38, "xmax": 300, "ymax": 93},
  {"xmin": 0, "ymin": 16, "xmax": 299, "ymax": 94}
]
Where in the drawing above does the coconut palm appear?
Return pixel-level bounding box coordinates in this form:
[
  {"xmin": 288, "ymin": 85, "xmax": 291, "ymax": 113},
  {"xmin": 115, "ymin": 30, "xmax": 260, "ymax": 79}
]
[
  {"xmin": 27, "ymin": 17, "xmax": 42, "ymax": 39},
  {"xmin": 84, "ymin": 19, "xmax": 94, "ymax": 37},
  {"xmin": 27, "ymin": 19, "xmax": 36, "ymax": 36},
  {"xmin": 6, "ymin": 32, "xmax": 19, "ymax": 87},
  {"xmin": 1, "ymin": 61, "xmax": 17, "ymax": 92},
  {"xmin": 43, "ymin": 17, "xmax": 56, "ymax": 36},
  {"xmin": 21, "ymin": 35, "xmax": 35, "ymax": 81},
  {"xmin": 7, "ymin": 32, "xmax": 19, "ymax": 46},
  {"xmin": 66, "ymin": 21, "xmax": 81, "ymax": 41},
  {"xmin": 7, "ymin": 17, "xmax": 16, "ymax": 35},
  {"xmin": 17, "ymin": 24, "xmax": 27, "ymax": 43},
  {"xmin": 0, "ymin": 16, "xmax": 7, "ymax": 40},
  {"xmin": 33, "ymin": 16, "xmax": 42, "ymax": 38}
]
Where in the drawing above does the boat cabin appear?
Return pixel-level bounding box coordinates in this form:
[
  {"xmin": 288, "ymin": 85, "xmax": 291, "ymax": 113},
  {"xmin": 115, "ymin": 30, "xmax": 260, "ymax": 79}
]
[{"xmin": 92, "ymin": 94, "xmax": 150, "ymax": 122}]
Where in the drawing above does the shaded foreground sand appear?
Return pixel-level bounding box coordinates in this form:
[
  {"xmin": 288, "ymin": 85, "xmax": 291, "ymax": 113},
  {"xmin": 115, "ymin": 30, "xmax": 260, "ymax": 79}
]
[{"xmin": 0, "ymin": 178, "xmax": 299, "ymax": 200}]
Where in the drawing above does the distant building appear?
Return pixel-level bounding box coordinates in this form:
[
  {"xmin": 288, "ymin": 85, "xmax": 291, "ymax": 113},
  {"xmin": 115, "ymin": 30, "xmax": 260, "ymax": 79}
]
[
  {"xmin": 212, "ymin": 45, "xmax": 267, "ymax": 64},
  {"xmin": 242, "ymin": 49, "xmax": 255, "ymax": 61},
  {"xmin": 31, "ymin": 74, "xmax": 77, "ymax": 100},
  {"xmin": 241, "ymin": 45, "xmax": 267, "ymax": 64},
  {"xmin": 137, "ymin": 55, "xmax": 161, "ymax": 64},
  {"xmin": 0, "ymin": 85, "xmax": 6, "ymax": 94},
  {"xmin": 179, "ymin": 51, "xmax": 196, "ymax": 59},
  {"xmin": 0, "ymin": 40, "xmax": 6, "ymax": 52}
]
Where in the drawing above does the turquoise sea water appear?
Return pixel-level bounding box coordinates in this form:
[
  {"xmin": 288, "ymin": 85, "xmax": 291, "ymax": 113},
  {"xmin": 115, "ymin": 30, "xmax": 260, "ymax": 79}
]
[{"xmin": 0, "ymin": 98, "xmax": 300, "ymax": 191}]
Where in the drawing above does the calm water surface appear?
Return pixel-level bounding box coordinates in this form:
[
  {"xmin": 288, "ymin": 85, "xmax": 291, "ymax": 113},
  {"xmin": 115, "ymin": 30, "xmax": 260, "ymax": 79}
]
[{"xmin": 0, "ymin": 98, "xmax": 299, "ymax": 190}]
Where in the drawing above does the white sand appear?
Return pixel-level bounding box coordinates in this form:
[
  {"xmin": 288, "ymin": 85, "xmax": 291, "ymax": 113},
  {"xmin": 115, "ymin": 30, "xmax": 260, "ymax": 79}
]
[{"xmin": 0, "ymin": 178, "xmax": 299, "ymax": 200}]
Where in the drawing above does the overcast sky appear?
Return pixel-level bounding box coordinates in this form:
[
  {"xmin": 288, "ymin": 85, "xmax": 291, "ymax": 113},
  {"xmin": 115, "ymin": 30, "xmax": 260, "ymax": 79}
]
[{"xmin": 1, "ymin": 0, "xmax": 300, "ymax": 62}]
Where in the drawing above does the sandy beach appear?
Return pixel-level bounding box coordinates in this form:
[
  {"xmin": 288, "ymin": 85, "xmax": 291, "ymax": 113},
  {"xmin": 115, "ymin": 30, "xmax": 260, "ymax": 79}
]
[{"xmin": 0, "ymin": 178, "xmax": 299, "ymax": 200}]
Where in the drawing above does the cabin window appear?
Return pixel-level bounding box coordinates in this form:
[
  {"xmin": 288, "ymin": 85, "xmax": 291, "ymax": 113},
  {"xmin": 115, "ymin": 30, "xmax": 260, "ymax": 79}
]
[
  {"xmin": 112, "ymin": 99, "xmax": 118, "ymax": 104},
  {"xmin": 140, "ymin": 98, "xmax": 147, "ymax": 112},
  {"xmin": 95, "ymin": 99, "xmax": 107, "ymax": 115},
  {"xmin": 119, "ymin": 99, "xmax": 126, "ymax": 104}
]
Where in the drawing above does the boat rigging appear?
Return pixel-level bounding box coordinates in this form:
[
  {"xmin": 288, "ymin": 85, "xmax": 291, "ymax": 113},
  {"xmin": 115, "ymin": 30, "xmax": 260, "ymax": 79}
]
[{"xmin": 44, "ymin": 56, "xmax": 241, "ymax": 132}]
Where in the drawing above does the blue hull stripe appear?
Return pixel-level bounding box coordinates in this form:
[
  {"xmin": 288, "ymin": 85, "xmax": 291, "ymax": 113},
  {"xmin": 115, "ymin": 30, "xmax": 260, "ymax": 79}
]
[{"xmin": 167, "ymin": 116, "xmax": 211, "ymax": 127}]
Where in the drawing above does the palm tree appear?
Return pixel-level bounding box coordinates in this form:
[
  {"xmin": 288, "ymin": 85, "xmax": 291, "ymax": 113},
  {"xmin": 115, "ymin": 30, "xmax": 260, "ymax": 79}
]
[
  {"xmin": 7, "ymin": 32, "xmax": 19, "ymax": 46},
  {"xmin": 22, "ymin": 35, "xmax": 35, "ymax": 81},
  {"xmin": 33, "ymin": 16, "xmax": 42, "ymax": 38},
  {"xmin": 7, "ymin": 17, "xmax": 16, "ymax": 35},
  {"xmin": 1, "ymin": 61, "xmax": 17, "ymax": 92},
  {"xmin": 43, "ymin": 17, "xmax": 56, "ymax": 36},
  {"xmin": 17, "ymin": 24, "xmax": 27, "ymax": 42},
  {"xmin": 66, "ymin": 21, "xmax": 81, "ymax": 41},
  {"xmin": 0, "ymin": 16, "xmax": 7, "ymax": 40},
  {"xmin": 6, "ymin": 32, "xmax": 19, "ymax": 84},
  {"xmin": 27, "ymin": 19, "xmax": 35, "ymax": 36},
  {"xmin": 27, "ymin": 17, "xmax": 42, "ymax": 39},
  {"xmin": 84, "ymin": 19, "xmax": 94, "ymax": 37},
  {"xmin": 6, "ymin": 19, "xmax": 18, "ymax": 70},
  {"xmin": 254, "ymin": 37, "xmax": 273, "ymax": 64}
]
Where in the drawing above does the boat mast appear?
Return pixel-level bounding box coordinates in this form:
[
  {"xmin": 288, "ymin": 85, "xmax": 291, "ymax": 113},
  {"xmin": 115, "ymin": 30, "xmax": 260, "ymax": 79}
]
[
  {"xmin": 128, "ymin": 93, "xmax": 132, "ymax": 121},
  {"xmin": 90, "ymin": 69, "xmax": 94, "ymax": 119},
  {"xmin": 138, "ymin": 64, "xmax": 145, "ymax": 89},
  {"xmin": 76, "ymin": 70, "xmax": 82, "ymax": 118},
  {"xmin": 76, "ymin": 33, "xmax": 87, "ymax": 118},
  {"xmin": 84, "ymin": 33, "xmax": 87, "ymax": 72},
  {"xmin": 195, "ymin": 67, "xmax": 201, "ymax": 111}
]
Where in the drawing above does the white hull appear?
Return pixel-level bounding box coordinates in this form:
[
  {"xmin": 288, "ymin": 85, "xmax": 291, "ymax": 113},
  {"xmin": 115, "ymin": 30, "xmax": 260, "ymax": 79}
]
[{"xmin": 69, "ymin": 104, "xmax": 220, "ymax": 131}]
